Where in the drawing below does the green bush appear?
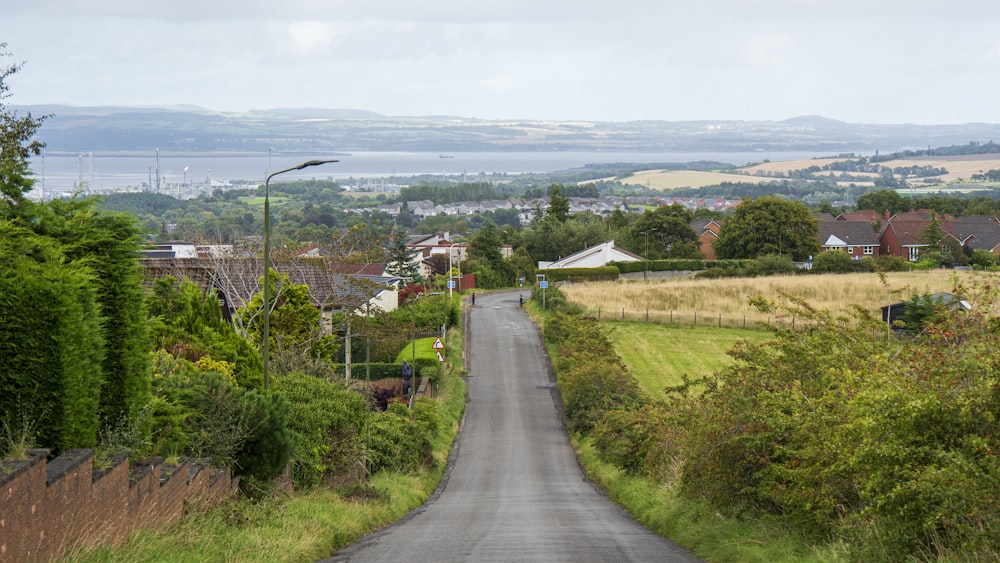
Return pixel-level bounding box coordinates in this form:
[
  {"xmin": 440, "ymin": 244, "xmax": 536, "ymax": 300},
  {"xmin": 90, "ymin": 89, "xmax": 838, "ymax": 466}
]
[
  {"xmin": 235, "ymin": 392, "xmax": 294, "ymax": 483},
  {"xmin": 366, "ymin": 402, "xmax": 434, "ymax": 473},
  {"xmin": 0, "ymin": 242, "xmax": 104, "ymax": 453},
  {"xmin": 809, "ymin": 250, "xmax": 859, "ymax": 273},
  {"xmin": 970, "ymin": 249, "xmax": 996, "ymax": 268},
  {"xmin": 744, "ymin": 254, "xmax": 798, "ymax": 276},
  {"xmin": 874, "ymin": 254, "xmax": 912, "ymax": 272},
  {"xmin": 273, "ymin": 372, "xmax": 368, "ymax": 488},
  {"xmin": 549, "ymin": 315, "xmax": 644, "ymax": 433}
]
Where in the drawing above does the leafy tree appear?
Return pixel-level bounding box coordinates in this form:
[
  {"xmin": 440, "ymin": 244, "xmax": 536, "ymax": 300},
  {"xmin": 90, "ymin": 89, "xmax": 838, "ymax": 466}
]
[
  {"xmin": 468, "ymin": 220, "xmax": 504, "ymax": 268},
  {"xmin": 546, "ymin": 184, "xmax": 571, "ymax": 223},
  {"xmin": 0, "ymin": 45, "xmax": 47, "ymax": 215},
  {"xmin": 385, "ymin": 229, "xmax": 421, "ymax": 283},
  {"xmin": 920, "ymin": 214, "xmax": 946, "ymax": 246},
  {"xmin": 713, "ymin": 196, "xmax": 819, "ymax": 261},
  {"xmin": 627, "ymin": 204, "xmax": 700, "ymax": 259},
  {"xmin": 856, "ymin": 189, "xmax": 905, "ymax": 215}
]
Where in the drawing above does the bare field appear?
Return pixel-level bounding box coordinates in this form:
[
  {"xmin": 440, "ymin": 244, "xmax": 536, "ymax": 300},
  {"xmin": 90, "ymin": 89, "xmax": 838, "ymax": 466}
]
[
  {"xmin": 617, "ymin": 169, "xmax": 772, "ymax": 190},
  {"xmin": 738, "ymin": 155, "xmax": 1000, "ymax": 183},
  {"xmin": 740, "ymin": 157, "xmax": 850, "ymax": 175},
  {"xmin": 874, "ymin": 155, "xmax": 1000, "ymax": 182},
  {"xmin": 561, "ymin": 270, "xmax": 994, "ymax": 326}
]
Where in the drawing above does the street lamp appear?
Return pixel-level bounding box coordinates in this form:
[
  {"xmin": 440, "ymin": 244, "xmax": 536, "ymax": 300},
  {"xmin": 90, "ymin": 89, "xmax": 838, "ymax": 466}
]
[{"xmin": 262, "ymin": 158, "xmax": 338, "ymax": 393}]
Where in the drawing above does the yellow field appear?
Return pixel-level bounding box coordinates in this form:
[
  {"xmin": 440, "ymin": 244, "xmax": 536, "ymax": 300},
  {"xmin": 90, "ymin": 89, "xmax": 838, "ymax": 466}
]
[
  {"xmin": 617, "ymin": 169, "xmax": 773, "ymax": 190},
  {"xmin": 619, "ymin": 154, "xmax": 1000, "ymax": 192},
  {"xmin": 561, "ymin": 270, "xmax": 994, "ymax": 326},
  {"xmin": 740, "ymin": 157, "xmax": 850, "ymax": 176},
  {"xmin": 874, "ymin": 155, "xmax": 1000, "ymax": 182}
]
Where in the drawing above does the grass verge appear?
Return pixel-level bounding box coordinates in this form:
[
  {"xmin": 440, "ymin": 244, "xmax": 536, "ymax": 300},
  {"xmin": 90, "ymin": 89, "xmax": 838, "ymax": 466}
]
[{"xmin": 575, "ymin": 436, "xmax": 848, "ymax": 563}]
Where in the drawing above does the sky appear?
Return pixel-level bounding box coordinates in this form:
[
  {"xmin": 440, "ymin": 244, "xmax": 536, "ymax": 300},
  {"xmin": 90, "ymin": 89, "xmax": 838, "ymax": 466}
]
[{"xmin": 4, "ymin": 0, "xmax": 1000, "ymax": 124}]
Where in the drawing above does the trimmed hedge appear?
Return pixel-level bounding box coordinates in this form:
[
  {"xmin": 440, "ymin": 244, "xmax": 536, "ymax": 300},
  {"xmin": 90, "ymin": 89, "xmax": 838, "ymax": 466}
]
[
  {"xmin": 536, "ymin": 266, "xmax": 619, "ymax": 283},
  {"xmin": 0, "ymin": 243, "xmax": 105, "ymax": 452},
  {"xmin": 331, "ymin": 359, "xmax": 438, "ymax": 382},
  {"xmin": 612, "ymin": 259, "xmax": 750, "ymax": 273}
]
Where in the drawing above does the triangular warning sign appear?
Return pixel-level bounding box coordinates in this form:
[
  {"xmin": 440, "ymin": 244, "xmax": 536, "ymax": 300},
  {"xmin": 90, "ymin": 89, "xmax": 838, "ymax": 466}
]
[
  {"xmin": 436, "ymin": 351, "xmax": 445, "ymax": 362},
  {"xmin": 432, "ymin": 337, "xmax": 445, "ymax": 349}
]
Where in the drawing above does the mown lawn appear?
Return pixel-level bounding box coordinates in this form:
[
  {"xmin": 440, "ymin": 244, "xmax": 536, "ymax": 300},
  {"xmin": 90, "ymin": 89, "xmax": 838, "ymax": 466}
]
[{"xmin": 605, "ymin": 322, "xmax": 769, "ymax": 399}]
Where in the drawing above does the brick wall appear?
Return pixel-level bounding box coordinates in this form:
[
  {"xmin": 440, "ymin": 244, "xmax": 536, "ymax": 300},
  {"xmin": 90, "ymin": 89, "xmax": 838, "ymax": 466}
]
[{"xmin": 1, "ymin": 449, "xmax": 235, "ymax": 561}]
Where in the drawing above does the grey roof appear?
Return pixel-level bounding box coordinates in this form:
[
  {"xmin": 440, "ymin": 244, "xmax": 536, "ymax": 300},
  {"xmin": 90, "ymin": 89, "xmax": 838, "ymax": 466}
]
[{"xmin": 818, "ymin": 220, "xmax": 880, "ymax": 246}]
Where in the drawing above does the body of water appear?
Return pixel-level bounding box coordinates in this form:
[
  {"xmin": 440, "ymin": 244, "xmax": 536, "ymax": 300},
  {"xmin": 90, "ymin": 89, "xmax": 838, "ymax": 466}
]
[{"xmin": 26, "ymin": 149, "xmax": 867, "ymax": 197}]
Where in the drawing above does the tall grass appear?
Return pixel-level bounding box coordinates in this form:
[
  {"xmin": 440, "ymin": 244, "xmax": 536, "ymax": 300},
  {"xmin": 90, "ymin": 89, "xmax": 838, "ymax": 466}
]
[{"xmin": 562, "ymin": 270, "xmax": 975, "ymax": 326}]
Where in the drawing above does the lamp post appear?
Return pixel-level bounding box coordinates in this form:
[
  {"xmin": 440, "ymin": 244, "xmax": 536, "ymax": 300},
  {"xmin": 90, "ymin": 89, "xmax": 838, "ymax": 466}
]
[{"xmin": 262, "ymin": 158, "xmax": 338, "ymax": 393}]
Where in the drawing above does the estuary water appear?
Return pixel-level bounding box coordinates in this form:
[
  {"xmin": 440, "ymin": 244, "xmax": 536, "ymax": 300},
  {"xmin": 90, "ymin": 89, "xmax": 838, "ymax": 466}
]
[{"xmin": 26, "ymin": 149, "xmax": 862, "ymax": 196}]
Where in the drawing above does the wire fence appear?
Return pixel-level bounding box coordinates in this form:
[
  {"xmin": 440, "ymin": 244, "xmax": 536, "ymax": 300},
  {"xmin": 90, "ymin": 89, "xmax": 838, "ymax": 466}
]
[{"xmin": 588, "ymin": 307, "xmax": 801, "ymax": 331}]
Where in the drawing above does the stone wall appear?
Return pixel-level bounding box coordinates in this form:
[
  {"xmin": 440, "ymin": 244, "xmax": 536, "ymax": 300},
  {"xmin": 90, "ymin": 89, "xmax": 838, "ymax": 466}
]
[{"xmin": 0, "ymin": 448, "xmax": 235, "ymax": 561}]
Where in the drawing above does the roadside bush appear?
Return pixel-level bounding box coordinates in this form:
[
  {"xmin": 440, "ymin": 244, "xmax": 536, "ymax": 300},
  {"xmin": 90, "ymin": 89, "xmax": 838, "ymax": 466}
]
[
  {"xmin": 273, "ymin": 372, "xmax": 368, "ymax": 488},
  {"xmin": 366, "ymin": 402, "xmax": 434, "ymax": 473},
  {"xmin": 531, "ymin": 284, "xmax": 583, "ymax": 314},
  {"xmin": 235, "ymin": 392, "xmax": 294, "ymax": 483},
  {"xmin": 551, "ymin": 315, "xmax": 643, "ymax": 433}
]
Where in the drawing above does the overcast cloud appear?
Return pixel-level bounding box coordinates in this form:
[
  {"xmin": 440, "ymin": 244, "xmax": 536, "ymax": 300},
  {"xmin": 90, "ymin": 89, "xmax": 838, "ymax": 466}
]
[{"xmin": 4, "ymin": 1, "xmax": 1000, "ymax": 124}]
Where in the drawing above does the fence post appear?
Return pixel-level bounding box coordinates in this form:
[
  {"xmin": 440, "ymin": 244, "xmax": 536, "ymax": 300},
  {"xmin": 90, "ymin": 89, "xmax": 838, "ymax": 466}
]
[
  {"xmin": 670, "ymin": 310, "xmax": 673, "ymax": 323},
  {"xmin": 719, "ymin": 313, "xmax": 722, "ymax": 328},
  {"xmin": 598, "ymin": 308, "xmax": 601, "ymax": 321},
  {"xmin": 622, "ymin": 308, "xmax": 625, "ymax": 321},
  {"xmin": 694, "ymin": 310, "xmax": 697, "ymax": 327},
  {"xmin": 744, "ymin": 315, "xmax": 746, "ymax": 329},
  {"xmin": 646, "ymin": 308, "xmax": 649, "ymax": 322}
]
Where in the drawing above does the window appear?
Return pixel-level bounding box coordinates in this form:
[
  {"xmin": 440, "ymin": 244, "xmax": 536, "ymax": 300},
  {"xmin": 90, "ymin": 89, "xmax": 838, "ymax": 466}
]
[
  {"xmin": 909, "ymin": 247, "xmax": 920, "ymax": 261},
  {"xmin": 847, "ymin": 246, "xmax": 854, "ymax": 254},
  {"xmin": 863, "ymin": 246, "xmax": 874, "ymax": 255}
]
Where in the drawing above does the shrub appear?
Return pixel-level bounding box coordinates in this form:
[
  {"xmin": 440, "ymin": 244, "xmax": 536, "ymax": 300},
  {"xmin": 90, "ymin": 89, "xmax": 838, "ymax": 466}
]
[
  {"xmin": 810, "ymin": 250, "xmax": 858, "ymax": 273},
  {"xmin": 970, "ymin": 249, "xmax": 996, "ymax": 269},
  {"xmin": 874, "ymin": 254, "xmax": 911, "ymax": 272},
  {"xmin": 273, "ymin": 372, "xmax": 368, "ymax": 487},
  {"xmin": 235, "ymin": 392, "xmax": 294, "ymax": 483},
  {"xmin": 366, "ymin": 402, "xmax": 434, "ymax": 473},
  {"xmin": 744, "ymin": 253, "xmax": 798, "ymax": 276}
]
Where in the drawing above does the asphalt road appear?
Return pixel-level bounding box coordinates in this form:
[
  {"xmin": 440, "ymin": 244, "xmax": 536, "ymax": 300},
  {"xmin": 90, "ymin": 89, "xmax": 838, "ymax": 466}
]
[{"xmin": 325, "ymin": 291, "xmax": 698, "ymax": 562}]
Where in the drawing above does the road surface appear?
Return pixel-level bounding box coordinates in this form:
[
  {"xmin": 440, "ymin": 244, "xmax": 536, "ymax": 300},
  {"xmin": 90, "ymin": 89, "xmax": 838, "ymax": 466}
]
[{"xmin": 326, "ymin": 291, "xmax": 698, "ymax": 562}]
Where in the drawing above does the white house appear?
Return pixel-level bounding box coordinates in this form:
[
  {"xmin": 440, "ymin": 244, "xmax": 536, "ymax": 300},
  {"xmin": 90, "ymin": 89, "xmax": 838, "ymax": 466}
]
[{"xmin": 539, "ymin": 240, "xmax": 643, "ymax": 269}]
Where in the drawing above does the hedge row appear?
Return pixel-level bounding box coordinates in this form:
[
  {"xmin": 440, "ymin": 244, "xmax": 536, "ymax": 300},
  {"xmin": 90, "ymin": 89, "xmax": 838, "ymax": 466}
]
[
  {"xmin": 611, "ymin": 259, "xmax": 750, "ymax": 273},
  {"xmin": 536, "ymin": 266, "xmax": 620, "ymax": 283},
  {"xmin": 331, "ymin": 359, "xmax": 439, "ymax": 382}
]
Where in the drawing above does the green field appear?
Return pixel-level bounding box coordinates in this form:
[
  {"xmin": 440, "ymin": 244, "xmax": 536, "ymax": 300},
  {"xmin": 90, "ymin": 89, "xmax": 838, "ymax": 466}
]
[{"xmin": 605, "ymin": 323, "xmax": 769, "ymax": 399}]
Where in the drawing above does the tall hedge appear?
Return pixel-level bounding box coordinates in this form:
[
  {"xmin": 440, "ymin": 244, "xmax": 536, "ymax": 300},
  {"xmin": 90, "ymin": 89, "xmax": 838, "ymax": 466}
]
[
  {"xmin": 0, "ymin": 233, "xmax": 105, "ymax": 451},
  {"xmin": 37, "ymin": 201, "xmax": 151, "ymax": 429}
]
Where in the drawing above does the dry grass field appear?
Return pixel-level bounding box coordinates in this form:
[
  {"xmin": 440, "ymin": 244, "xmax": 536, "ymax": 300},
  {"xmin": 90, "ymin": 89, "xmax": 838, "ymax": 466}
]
[
  {"xmin": 740, "ymin": 157, "xmax": 851, "ymax": 176},
  {"xmin": 561, "ymin": 270, "xmax": 996, "ymax": 327},
  {"xmin": 876, "ymin": 154, "xmax": 1000, "ymax": 182},
  {"xmin": 616, "ymin": 169, "xmax": 773, "ymax": 190}
]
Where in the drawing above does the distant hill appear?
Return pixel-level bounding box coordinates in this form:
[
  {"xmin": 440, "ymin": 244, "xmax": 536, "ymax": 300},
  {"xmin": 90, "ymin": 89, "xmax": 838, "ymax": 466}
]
[{"xmin": 14, "ymin": 105, "xmax": 1000, "ymax": 155}]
